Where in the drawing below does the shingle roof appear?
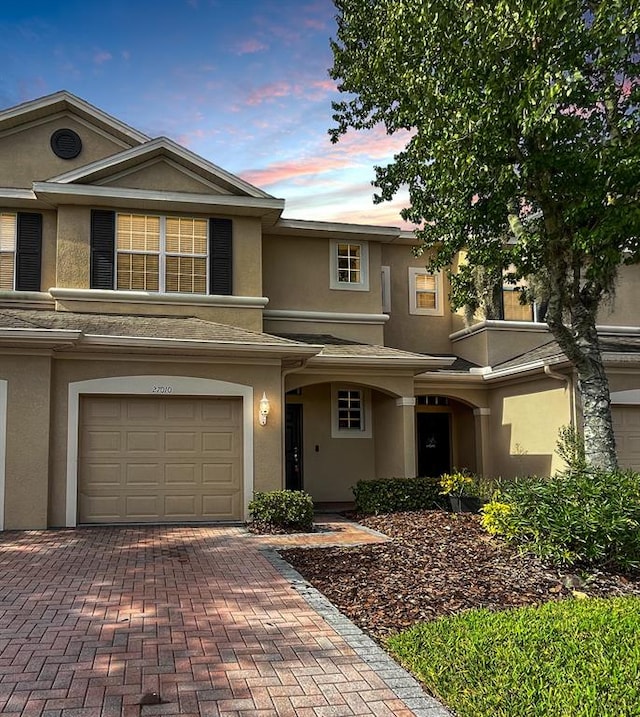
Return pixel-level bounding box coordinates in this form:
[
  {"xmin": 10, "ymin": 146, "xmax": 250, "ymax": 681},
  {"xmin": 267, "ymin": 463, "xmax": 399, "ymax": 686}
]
[
  {"xmin": 0, "ymin": 308, "xmax": 311, "ymax": 347},
  {"xmin": 493, "ymin": 335, "xmax": 640, "ymax": 371}
]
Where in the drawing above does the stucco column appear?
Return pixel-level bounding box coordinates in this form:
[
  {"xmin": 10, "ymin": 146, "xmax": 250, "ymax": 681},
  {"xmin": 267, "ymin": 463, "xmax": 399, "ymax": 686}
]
[
  {"xmin": 473, "ymin": 407, "xmax": 492, "ymax": 477},
  {"xmin": 374, "ymin": 396, "xmax": 416, "ymax": 478},
  {"xmin": 396, "ymin": 397, "xmax": 417, "ymax": 478}
]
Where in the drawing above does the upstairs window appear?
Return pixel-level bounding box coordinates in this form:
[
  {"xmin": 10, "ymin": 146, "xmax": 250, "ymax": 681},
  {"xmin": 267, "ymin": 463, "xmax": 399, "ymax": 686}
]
[
  {"xmin": 0, "ymin": 212, "xmax": 42, "ymax": 292},
  {"xmin": 502, "ymin": 286, "xmax": 534, "ymax": 321},
  {"xmin": 330, "ymin": 240, "xmax": 369, "ymax": 291},
  {"xmin": 116, "ymin": 214, "xmax": 208, "ymax": 294},
  {"xmin": 409, "ymin": 268, "xmax": 443, "ymax": 316},
  {"xmin": 91, "ymin": 210, "xmax": 232, "ymax": 296}
]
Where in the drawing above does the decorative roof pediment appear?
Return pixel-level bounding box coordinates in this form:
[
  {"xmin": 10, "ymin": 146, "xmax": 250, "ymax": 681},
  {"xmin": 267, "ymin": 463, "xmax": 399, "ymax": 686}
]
[
  {"xmin": 46, "ymin": 136, "xmax": 274, "ymax": 199},
  {"xmin": 0, "ymin": 90, "xmax": 149, "ymax": 147}
]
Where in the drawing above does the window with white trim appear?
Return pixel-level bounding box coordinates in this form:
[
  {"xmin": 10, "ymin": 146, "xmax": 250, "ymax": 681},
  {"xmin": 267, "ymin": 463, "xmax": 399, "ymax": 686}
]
[
  {"xmin": 0, "ymin": 213, "xmax": 16, "ymax": 290},
  {"xmin": 330, "ymin": 240, "xmax": 369, "ymax": 291},
  {"xmin": 331, "ymin": 386, "xmax": 372, "ymax": 438},
  {"xmin": 502, "ymin": 286, "xmax": 534, "ymax": 321},
  {"xmin": 116, "ymin": 213, "xmax": 208, "ymax": 294},
  {"xmin": 409, "ymin": 267, "xmax": 443, "ymax": 316}
]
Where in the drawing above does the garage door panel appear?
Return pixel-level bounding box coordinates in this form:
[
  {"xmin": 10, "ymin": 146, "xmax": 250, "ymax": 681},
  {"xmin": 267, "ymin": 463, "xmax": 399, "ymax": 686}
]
[
  {"xmin": 613, "ymin": 405, "xmax": 640, "ymax": 469},
  {"xmin": 85, "ymin": 431, "xmax": 121, "ymax": 452},
  {"xmin": 81, "ymin": 495, "xmax": 122, "ymax": 521},
  {"xmin": 202, "ymin": 431, "xmax": 236, "ymax": 453},
  {"xmin": 202, "ymin": 493, "xmax": 240, "ymax": 518},
  {"xmin": 79, "ymin": 395, "xmax": 243, "ymax": 523},
  {"xmin": 165, "ymin": 431, "xmax": 198, "ymax": 452},
  {"xmin": 164, "ymin": 463, "xmax": 197, "ymax": 485},
  {"xmin": 164, "ymin": 495, "xmax": 197, "ymax": 518},
  {"xmin": 203, "ymin": 463, "xmax": 236, "ymax": 486},
  {"xmin": 125, "ymin": 463, "xmax": 162, "ymax": 486}
]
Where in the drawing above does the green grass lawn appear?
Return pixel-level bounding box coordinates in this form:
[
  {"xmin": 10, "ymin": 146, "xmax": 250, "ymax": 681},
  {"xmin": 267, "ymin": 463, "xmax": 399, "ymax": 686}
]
[{"xmin": 386, "ymin": 596, "xmax": 640, "ymax": 717}]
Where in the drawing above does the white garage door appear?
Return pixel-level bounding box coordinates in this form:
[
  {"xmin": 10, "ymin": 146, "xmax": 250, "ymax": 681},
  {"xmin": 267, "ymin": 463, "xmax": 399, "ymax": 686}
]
[
  {"xmin": 612, "ymin": 405, "xmax": 640, "ymax": 470},
  {"xmin": 79, "ymin": 395, "xmax": 243, "ymax": 523}
]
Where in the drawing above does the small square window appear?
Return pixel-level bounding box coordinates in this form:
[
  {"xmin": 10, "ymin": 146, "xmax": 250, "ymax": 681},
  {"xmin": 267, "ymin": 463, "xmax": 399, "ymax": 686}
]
[
  {"xmin": 409, "ymin": 268, "xmax": 443, "ymax": 316},
  {"xmin": 331, "ymin": 386, "xmax": 372, "ymax": 438},
  {"xmin": 330, "ymin": 240, "xmax": 369, "ymax": 291},
  {"xmin": 502, "ymin": 287, "xmax": 534, "ymax": 322}
]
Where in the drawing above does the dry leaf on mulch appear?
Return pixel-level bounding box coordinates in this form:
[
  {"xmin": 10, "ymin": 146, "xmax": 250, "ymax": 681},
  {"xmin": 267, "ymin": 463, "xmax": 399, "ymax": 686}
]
[{"xmin": 280, "ymin": 510, "xmax": 640, "ymax": 640}]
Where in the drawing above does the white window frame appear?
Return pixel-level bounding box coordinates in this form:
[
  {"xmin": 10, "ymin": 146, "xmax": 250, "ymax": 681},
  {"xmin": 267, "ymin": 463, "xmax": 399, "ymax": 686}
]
[
  {"xmin": 330, "ymin": 240, "xmax": 369, "ymax": 291},
  {"xmin": 0, "ymin": 213, "xmax": 17, "ymax": 291},
  {"xmin": 116, "ymin": 213, "xmax": 209, "ymax": 295},
  {"xmin": 408, "ymin": 267, "xmax": 443, "ymax": 316},
  {"xmin": 331, "ymin": 386, "xmax": 372, "ymax": 439},
  {"xmin": 381, "ymin": 265, "xmax": 391, "ymax": 312}
]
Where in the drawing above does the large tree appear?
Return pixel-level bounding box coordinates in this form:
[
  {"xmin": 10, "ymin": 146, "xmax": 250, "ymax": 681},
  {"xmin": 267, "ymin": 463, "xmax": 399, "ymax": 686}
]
[{"xmin": 330, "ymin": 0, "xmax": 640, "ymax": 470}]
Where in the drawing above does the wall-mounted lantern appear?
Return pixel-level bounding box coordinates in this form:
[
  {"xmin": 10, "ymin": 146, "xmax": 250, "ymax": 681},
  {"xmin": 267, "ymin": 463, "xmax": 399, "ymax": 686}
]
[{"xmin": 259, "ymin": 392, "xmax": 270, "ymax": 426}]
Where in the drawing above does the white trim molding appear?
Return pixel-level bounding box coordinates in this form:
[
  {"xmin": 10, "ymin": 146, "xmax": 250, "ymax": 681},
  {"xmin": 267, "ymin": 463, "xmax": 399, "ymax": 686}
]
[
  {"xmin": 264, "ymin": 309, "xmax": 389, "ymax": 325},
  {"xmin": 66, "ymin": 375, "xmax": 254, "ymax": 527},
  {"xmin": 50, "ymin": 287, "xmax": 269, "ymax": 308},
  {"xmin": 396, "ymin": 397, "xmax": 417, "ymax": 407},
  {"xmin": 331, "ymin": 385, "xmax": 373, "ymax": 439},
  {"xmin": 473, "ymin": 408, "xmax": 491, "ymax": 416},
  {"xmin": 0, "ymin": 380, "xmax": 6, "ymax": 531},
  {"xmin": 408, "ymin": 267, "xmax": 444, "ymax": 317},
  {"xmin": 330, "ymin": 239, "xmax": 370, "ymax": 292},
  {"xmin": 610, "ymin": 390, "xmax": 640, "ymax": 405}
]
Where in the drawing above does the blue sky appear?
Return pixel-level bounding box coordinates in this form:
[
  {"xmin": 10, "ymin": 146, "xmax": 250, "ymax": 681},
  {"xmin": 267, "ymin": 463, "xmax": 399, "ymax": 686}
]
[{"xmin": 0, "ymin": 0, "xmax": 411, "ymax": 226}]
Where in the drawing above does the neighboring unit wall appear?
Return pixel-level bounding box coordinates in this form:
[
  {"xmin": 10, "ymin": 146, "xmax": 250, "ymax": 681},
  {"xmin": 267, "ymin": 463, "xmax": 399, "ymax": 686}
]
[
  {"xmin": 487, "ymin": 377, "xmax": 571, "ymax": 478},
  {"xmin": 381, "ymin": 244, "xmax": 454, "ymax": 354},
  {"xmin": 597, "ymin": 264, "xmax": 640, "ymax": 327},
  {"xmin": 263, "ymin": 233, "xmax": 385, "ymax": 343}
]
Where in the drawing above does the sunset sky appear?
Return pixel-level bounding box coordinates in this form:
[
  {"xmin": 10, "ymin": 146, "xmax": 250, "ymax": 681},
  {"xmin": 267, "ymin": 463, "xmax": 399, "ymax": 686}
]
[{"xmin": 1, "ymin": 0, "xmax": 413, "ymax": 228}]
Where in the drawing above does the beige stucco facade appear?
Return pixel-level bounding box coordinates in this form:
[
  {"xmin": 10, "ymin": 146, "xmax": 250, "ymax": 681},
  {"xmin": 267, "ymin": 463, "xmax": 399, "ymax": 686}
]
[{"xmin": 1, "ymin": 90, "xmax": 639, "ymax": 530}]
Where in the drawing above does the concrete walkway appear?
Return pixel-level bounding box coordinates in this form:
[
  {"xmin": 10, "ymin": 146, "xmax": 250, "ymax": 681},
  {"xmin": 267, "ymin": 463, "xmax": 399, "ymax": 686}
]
[{"xmin": 0, "ymin": 523, "xmax": 451, "ymax": 717}]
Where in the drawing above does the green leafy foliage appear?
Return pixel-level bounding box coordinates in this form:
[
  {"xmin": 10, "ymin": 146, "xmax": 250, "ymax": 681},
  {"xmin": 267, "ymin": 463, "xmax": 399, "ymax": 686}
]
[
  {"xmin": 248, "ymin": 490, "xmax": 314, "ymax": 533},
  {"xmin": 387, "ymin": 597, "xmax": 640, "ymax": 717},
  {"xmin": 556, "ymin": 424, "xmax": 588, "ymax": 474},
  {"xmin": 352, "ymin": 477, "xmax": 441, "ymax": 514},
  {"xmin": 330, "ymin": 0, "xmax": 640, "ymax": 470},
  {"xmin": 480, "ymin": 470, "xmax": 640, "ymax": 568}
]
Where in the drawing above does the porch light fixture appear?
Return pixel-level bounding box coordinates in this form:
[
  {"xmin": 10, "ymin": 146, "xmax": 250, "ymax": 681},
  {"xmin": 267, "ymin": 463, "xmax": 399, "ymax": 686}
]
[{"xmin": 259, "ymin": 392, "xmax": 270, "ymax": 426}]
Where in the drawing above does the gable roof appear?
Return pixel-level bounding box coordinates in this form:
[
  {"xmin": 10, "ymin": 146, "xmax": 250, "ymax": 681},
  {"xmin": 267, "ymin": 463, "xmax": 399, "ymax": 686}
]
[
  {"xmin": 0, "ymin": 90, "xmax": 149, "ymax": 146},
  {"xmin": 46, "ymin": 136, "xmax": 275, "ymax": 199}
]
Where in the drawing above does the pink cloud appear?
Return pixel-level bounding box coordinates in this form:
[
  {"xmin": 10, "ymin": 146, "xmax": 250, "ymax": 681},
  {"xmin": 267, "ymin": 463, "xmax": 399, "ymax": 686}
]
[
  {"xmin": 242, "ymin": 156, "xmax": 349, "ymax": 186},
  {"xmin": 234, "ymin": 38, "xmax": 268, "ymax": 55},
  {"xmin": 93, "ymin": 50, "xmax": 112, "ymax": 65},
  {"xmin": 245, "ymin": 82, "xmax": 294, "ymax": 106}
]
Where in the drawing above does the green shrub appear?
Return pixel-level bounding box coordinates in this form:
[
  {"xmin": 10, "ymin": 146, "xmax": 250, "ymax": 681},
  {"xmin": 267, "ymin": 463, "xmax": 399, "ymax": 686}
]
[
  {"xmin": 556, "ymin": 424, "xmax": 587, "ymax": 474},
  {"xmin": 387, "ymin": 596, "xmax": 640, "ymax": 717},
  {"xmin": 352, "ymin": 476, "xmax": 441, "ymax": 515},
  {"xmin": 248, "ymin": 490, "xmax": 314, "ymax": 533},
  {"xmin": 481, "ymin": 469, "xmax": 640, "ymax": 569}
]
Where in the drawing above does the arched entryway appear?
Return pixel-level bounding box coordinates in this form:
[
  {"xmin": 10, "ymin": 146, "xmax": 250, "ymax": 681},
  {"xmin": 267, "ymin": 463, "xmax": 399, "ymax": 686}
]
[{"xmin": 415, "ymin": 395, "xmax": 477, "ymax": 477}]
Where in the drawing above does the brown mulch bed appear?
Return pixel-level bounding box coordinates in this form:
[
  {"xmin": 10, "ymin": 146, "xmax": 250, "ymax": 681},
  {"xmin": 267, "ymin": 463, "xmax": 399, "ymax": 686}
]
[{"xmin": 280, "ymin": 510, "xmax": 640, "ymax": 640}]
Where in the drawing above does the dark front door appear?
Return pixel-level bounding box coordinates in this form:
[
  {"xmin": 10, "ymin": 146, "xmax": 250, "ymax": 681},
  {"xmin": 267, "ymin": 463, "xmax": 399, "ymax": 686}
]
[
  {"xmin": 285, "ymin": 404, "xmax": 303, "ymax": 490},
  {"xmin": 417, "ymin": 412, "xmax": 451, "ymax": 477}
]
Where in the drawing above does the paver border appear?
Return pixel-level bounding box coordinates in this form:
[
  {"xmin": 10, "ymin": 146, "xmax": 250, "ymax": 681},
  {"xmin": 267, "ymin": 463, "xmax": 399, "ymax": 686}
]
[{"xmin": 262, "ymin": 547, "xmax": 453, "ymax": 717}]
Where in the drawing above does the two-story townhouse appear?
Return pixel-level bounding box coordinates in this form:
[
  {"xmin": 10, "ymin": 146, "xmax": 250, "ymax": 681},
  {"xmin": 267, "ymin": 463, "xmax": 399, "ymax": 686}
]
[{"xmin": 1, "ymin": 91, "xmax": 639, "ymax": 530}]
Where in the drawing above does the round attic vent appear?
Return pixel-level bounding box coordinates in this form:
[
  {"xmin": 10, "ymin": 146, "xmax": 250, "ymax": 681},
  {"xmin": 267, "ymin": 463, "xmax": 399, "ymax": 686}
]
[{"xmin": 50, "ymin": 128, "xmax": 82, "ymax": 159}]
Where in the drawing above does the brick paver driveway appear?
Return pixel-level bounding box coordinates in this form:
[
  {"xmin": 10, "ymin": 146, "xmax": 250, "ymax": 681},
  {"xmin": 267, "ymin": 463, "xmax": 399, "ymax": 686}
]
[{"xmin": 0, "ymin": 526, "xmax": 449, "ymax": 717}]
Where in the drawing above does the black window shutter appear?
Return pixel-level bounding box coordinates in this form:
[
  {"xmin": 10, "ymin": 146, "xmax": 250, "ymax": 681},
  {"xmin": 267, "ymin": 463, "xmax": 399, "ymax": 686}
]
[
  {"xmin": 90, "ymin": 210, "xmax": 115, "ymax": 289},
  {"xmin": 209, "ymin": 218, "xmax": 233, "ymax": 295},
  {"xmin": 15, "ymin": 212, "xmax": 43, "ymax": 291}
]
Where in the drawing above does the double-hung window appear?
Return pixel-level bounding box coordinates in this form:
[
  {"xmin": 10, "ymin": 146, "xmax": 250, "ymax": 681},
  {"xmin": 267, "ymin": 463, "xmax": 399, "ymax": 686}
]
[
  {"xmin": 408, "ymin": 268, "xmax": 443, "ymax": 316},
  {"xmin": 116, "ymin": 214, "xmax": 208, "ymax": 294},
  {"xmin": 0, "ymin": 213, "xmax": 16, "ymax": 290},
  {"xmin": 330, "ymin": 240, "xmax": 369, "ymax": 291},
  {"xmin": 91, "ymin": 209, "xmax": 232, "ymax": 296}
]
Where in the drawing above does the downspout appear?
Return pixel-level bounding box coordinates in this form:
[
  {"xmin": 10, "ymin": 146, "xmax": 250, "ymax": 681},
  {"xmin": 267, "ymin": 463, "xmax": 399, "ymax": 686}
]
[{"xmin": 544, "ymin": 363, "xmax": 575, "ymax": 428}]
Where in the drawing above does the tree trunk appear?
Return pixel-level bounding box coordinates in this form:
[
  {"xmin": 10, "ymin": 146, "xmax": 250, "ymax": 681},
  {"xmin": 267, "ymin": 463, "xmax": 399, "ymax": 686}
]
[{"xmin": 546, "ymin": 296, "xmax": 618, "ymax": 471}]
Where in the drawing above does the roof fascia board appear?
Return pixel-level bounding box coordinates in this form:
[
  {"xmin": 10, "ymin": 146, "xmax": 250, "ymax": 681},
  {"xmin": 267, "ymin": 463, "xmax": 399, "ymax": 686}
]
[
  {"xmin": 32, "ymin": 182, "xmax": 285, "ymax": 216},
  {"xmin": 0, "ymin": 91, "xmax": 149, "ymax": 145},
  {"xmin": 271, "ymin": 217, "xmax": 403, "ymax": 241},
  {"xmin": 46, "ymin": 136, "xmax": 274, "ymax": 199}
]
